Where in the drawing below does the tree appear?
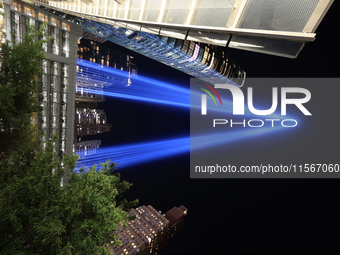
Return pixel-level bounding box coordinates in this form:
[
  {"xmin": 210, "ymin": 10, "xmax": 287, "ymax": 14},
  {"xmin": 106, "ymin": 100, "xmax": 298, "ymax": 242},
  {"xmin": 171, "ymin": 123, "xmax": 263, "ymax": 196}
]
[
  {"xmin": 0, "ymin": 23, "xmax": 46, "ymax": 157},
  {"xmin": 0, "ymin": 17, "xmax": 137, "ymax": 255},
  {"xmin": 0, "ymin": 135, "xmax": 137, "ymax": 255}
]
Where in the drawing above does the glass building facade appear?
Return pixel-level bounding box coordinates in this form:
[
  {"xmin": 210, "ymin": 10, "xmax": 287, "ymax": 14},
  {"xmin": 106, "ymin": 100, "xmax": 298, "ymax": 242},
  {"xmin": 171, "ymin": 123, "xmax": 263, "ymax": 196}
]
[
  {"xmin": 81, "ymin": 19, "xmax": 245, "ymax": 86},
  {"xmin": 31, "ymin": 0, "xmax": 334, "ymax": 58},
  {"xmin": 32, "ymin": 5, "xmax": 245, "ymax": 85}
]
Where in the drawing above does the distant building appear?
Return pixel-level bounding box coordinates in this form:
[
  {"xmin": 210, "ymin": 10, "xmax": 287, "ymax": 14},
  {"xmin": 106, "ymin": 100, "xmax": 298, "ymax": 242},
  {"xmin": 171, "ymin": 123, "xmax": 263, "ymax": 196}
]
[
  {"xmin": 75, "ymin": 106, "xmax": 111, "ymax": 138},
  {"xmin": 112, "ymin": 205, "xmax": 187, "ymax": 255},
  {"xmin": 74, "ymin": 36, "xmax": 138, "ymax": 156},
  {"xmin": 75, "ymin": 78, "xmax": 106, "ymax": 104},
  {"xmin": 78, "ymin": 36, "xmax": 136, "ymax": 72},
  {"xmin": 74, "ymin": 36, "xmax": 139, "ymax": 149},
  {"xmin": 77, "ymin": 35, "xmax": 138, "ymax": 87},
  {"xmin": 2, "ymin": 0, "xmax": 82, "ymax": 157},
  {"xmin": 74, "ymin": 139, "xmax": 101, "ymax": 158}
]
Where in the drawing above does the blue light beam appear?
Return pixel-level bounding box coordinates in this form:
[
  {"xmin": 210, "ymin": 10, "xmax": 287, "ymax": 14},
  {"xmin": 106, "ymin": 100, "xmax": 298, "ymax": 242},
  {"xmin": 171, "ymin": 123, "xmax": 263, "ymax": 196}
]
[
  {"xmin": 76, "ymin": 137, "xmax": 189, "ymax": 171},
  {"xmin": 77, "ymin": 58, "xmax": 190, "ymax": 107},
  {"xmin": 75, "ymin": 59, "xmax": 300, "ymax": 171},
  {"xmin": 77, "ymin": 59, "xmax": 289, "ymax": 119},
  {"xmin": 76, "ymin": 123, "xmax": 294, "ymax": 171}
]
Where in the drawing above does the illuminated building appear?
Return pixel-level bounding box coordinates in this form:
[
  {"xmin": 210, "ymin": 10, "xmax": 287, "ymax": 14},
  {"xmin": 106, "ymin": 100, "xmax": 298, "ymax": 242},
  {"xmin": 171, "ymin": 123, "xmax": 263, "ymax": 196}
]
[
  {"xmin": 75, "ymin": 35, "xmax": 138, "ymax": 111},
  {"xmin": 32, "ymin": 5, "xmax": 246, "ymax": 86},
  {"xmin": 74, "ymin": 37, "xmax": 137, "ymax": 154},
  {"xmin": 112, "ymin": 205, "xmax": 187, "ymax": 255},
  {"xmin": 77, "ymin": 36, "xmax": 138, "ymax": 86},
  {"xmin": 74, "ymin": 139, "xmax": 101, "ymax": 157},
  {"xmin": 2, "ymin": 0, "xmax": 82, "ymax": 157},
  {"xmin": 78, "ymin": 36, "xmax": 136, "ymax": 72},
  {"xmin": 31, "ymin": 0, "xmax": 333, "ymax": 58},
  {"xmin": 75, "ymin": 106, "xmax": 111, "ymax": 137},
  {"xmin": 81, "ymin": 20, "xmax": 246, "ymax": 86},
  {"xmin": 164, "ymin": 205, "xmax": 187, "ymax": 239},
  {"xmin": 75, "ymin": 79, "xmax": 106, "ymax": 104}
]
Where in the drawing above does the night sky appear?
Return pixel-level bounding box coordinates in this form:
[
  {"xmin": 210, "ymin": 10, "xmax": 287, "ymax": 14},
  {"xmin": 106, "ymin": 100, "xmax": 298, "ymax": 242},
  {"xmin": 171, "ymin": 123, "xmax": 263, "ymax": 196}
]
[{"xmin": 86, "ymin": 2, "xmax": 339, "ymax": 254}]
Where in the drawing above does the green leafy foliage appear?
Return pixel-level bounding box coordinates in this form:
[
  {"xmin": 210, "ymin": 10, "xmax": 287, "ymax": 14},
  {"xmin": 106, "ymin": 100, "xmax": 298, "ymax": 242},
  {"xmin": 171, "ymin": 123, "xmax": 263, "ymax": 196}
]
[
  {"xmin": 0, "ymin": 24, "xmax": 47, "ymax": 157},
  {"xmin": 0, "ymin": 134, "xmax": 138, "ymax": 254},
  {"xmin": 0, "ymin": 19, "xmax": 138, "ymax": 255}
]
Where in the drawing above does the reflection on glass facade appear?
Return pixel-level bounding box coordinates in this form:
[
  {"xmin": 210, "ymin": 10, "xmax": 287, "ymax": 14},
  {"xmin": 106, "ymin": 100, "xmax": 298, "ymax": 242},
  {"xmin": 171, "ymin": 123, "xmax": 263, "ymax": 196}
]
[{"xmin": 82, "ymin": 20, "xmax": 245, "ymax": 86}]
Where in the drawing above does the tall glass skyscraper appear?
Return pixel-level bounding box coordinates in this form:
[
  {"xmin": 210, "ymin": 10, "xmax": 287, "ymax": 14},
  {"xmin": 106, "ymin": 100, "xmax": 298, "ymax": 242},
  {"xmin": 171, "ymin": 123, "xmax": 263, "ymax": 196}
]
[
  {"xmin": 33, "ymin": 4, "xmax": 246, "ymax": 86},
  {"xmin": 81, "ymin": 19, "xmax": 246, "ymax": 86},
  {"xmin": 37, "ymin": 4, "xmax": 247, "ymax": 86},
  {"xmin": 31, "ymin": 0, "xmax": 334, "ymax": 58}
]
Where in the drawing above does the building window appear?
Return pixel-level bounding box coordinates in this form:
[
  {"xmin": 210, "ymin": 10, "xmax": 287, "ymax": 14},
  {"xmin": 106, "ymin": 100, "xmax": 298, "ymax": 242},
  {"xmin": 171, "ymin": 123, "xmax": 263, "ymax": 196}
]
[
  {"xmin": 62, "ymin": 22, "xmax": 70, "ymax": 31},
  {"xmin": 49, "ymin": 25, "xmax": 60, "ymax": 55},
  {"xmin": 24, "ymin": 6, "xmax": 35, "ymax": 17},
  {"xmin": 10, "ymin": 1, "xmax": 21, "ymax": 12},
  {"xmin": 61, "ymin": 31, "xmax": 70, "ymax": 58},
  {"xmin": 50, "ymin": 18, "xmax": 60, "ymax": 27},
  {"xmin": 62, "ymin": 64, "xmax": 69, "ymax": 78},
  {"xmin": 38, "ymin": 12, "xmax": 47, "ymax": 21},
  {"xmin": 42, "ymin": 59, "xmax": 48, "ymax": 73},
  {"xmin": 10, "ymin": 11, "xmax": 17, "ymax": 36}
]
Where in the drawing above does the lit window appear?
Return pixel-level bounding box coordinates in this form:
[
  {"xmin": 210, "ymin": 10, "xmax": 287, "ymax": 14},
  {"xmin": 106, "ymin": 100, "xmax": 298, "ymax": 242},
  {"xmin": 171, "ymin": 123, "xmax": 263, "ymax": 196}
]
[
  {"xmin": 50, "ymin": 18, "xmax": 60, "ymax": 27},
  {"xmin": 62, "ymin": 22, "xmax": 70, "ymax": 31},
  {"xmin": 24, "ymin": 6, "xmax": 35, "ymax": 17},
  {"xmin": 38, "ymin": 12, "xmax": 46, "ymax": 21},
  {"xmin": 10, "ymin": 2, "xmax": 21, "ymax": 11}
]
